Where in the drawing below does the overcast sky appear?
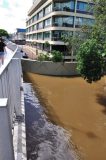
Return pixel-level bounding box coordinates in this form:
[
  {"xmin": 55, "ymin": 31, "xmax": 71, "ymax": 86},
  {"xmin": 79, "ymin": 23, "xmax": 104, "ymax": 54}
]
[{"xmin": 0, "ymin": 0, "xmax": 32, "ymax": 33}]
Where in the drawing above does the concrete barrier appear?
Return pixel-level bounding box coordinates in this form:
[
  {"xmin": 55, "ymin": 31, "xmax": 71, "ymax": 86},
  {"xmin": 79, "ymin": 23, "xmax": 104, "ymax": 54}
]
[
  {"xmin": 22, "ymin": 59, "xmax": 79, "ymax": 76},
  {"xmin": 0, "ymin": 47, "xmax": 27, "ymax": 160}
]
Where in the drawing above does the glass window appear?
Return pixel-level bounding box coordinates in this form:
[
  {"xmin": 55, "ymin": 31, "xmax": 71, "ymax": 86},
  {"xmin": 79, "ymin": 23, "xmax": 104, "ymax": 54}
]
[
  {"xmin": 44, "ymin": 31, "xmax": 51, "ymax": 40},
  {"xmin": 34, "ymin": 24, "xmax": 37, "ymax": 30},
  {"xmin": 54, "ymin": 0, "xmax": 75, "ymax": 12},
  {"xmin": 52, "ymin": 30, "xmax": 72, "ymax": 41},
  {"xmin": 77, "ymin": 2, "xmax": 93, "ymax": 14},
  {"xmin": 36, "ymin": 43, "xmax": 43, "ymax": 50},
  {"xmin": 44, "ymin": 18, "xmax": 52, "ymax": 27},
  {"xmin": 26, "ymin": 21, "xmax": 28, "ymax": 26},
  {"xmin": 38, "ymin": 22, "xmax": 43, "ymax": 29},
  {"xmin": 34, "ymin": 15, "xmax": 37, "ymax": 22},
  {"xmin": 44, "ymin": 4, "xmax": 52, "ymax": 15},
  {"xmin": 77, "ymin": 2, "xmax": 87, "ymax": 11},
  {"xmin": 29, "ymin": 34, "xmax": 33, "ymax": 40},
  {"xmin": 32, "ymin": 17, "xmax": 34, "ymax": 23},
  {"xmin": 53, "ymin": 16, "xmax": 74, "ymax": 27},
  {"xmin": 28, "ymin": 19, "xmax": 31, "ymax": 25},
  {"xmin": 33, "ymin": 34, "xmax": 37, "ymax": 40},
  {"xmin": 38, "ymin": 10, "xmax": 43, "ymax": 19},
  {"xmin": 75, "ymin": 17, "xmax": 83, "ymax": 26},
  {"xmin": 32, "ymin": 25, "xmax": 34, "ymax": 31},
  {"xmin": 29, "ymin": 27, "xmax": 31, "ymax": 32},
  {"xmin": 75, "ymin": 17, "xmax": 94, "ymax": 27},
  {"xmin": 37, "ymin": 33, "xmax": 43, "ymax": 40}
]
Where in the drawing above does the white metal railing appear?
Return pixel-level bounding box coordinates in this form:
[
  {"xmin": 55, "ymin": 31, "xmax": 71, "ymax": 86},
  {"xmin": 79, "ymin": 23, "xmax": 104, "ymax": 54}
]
[{"xmin": 0, "ymin": 47, "xmax": 22, "ymax": 160}]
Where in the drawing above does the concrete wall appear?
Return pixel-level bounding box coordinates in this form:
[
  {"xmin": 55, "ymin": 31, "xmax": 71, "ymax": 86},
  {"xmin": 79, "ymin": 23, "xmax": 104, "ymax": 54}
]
[
  {"xmin": 0, "ymin": 47, "xmax": 27, "ymax": 160},
  {"xmin": 0, "ymin": 99, "xmax": 14, "ymax": 160},
  {"xmin": 22, "ymin": 59, "xmax": 79, "ymax": 76}
]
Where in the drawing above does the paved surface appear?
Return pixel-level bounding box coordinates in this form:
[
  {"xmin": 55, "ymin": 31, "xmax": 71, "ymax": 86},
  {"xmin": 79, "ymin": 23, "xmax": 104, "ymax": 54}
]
[
  {"xmin": 22, "ymin": 45, "xmax": 37, "ymax": 60},
  {"xmin": 13, "ymin": 81, "xmax": 27, "ymax": 160}
]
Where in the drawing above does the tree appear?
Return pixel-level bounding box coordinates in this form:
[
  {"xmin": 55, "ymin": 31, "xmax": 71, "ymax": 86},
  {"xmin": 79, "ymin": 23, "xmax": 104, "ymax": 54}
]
[
  {"xmin": 62, "ymin": 34, "xmax": 82, "ymax": 57},
  {"xmin": 0, "ymin": 29, "xmax": 9, "ymax": 38},
  {"xmin": 77, "ymin": 39, "xmax": 105, "ymax": 83},
  {"xmin": 62, "ymin": 25, "xmax": 92, "ymax": 59},
  {"xmin": 77, "ymin": 0, "xmax": 106, "ymax": 83}
]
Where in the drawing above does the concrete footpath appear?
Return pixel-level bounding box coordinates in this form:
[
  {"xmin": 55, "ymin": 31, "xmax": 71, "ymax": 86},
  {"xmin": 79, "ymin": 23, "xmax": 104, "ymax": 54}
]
[
  {"xmin": 22, "ymin": 45, "xmax": 37, "ymax": 60},
  {"xmin": 13, "ymin": 80, "xmax": 27, "ymax": 160}
]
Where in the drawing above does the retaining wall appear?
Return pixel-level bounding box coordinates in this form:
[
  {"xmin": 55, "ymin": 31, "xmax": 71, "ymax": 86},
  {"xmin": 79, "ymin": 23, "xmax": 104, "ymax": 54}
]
[{"xmin": 22, "ymin": 59, "xmax": 79, "ymax": 76}]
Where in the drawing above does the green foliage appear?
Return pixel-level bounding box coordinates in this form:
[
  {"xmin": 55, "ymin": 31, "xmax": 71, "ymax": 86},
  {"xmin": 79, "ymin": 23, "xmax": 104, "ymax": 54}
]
[
  {"xmin": 76, "ymin": 0, "xmax": 106, "ymax": 83},
  {"xmin": 44, "ymin": 41, "xmax": 50, "ymax": 48},
  {"xmin": 37, "ymin": 50, "xmax": 63, "ymax": 62},
  {"xmin": 77, "ymin": 39, "xmax": 105, "ymax": 83},
  {"xmin": 51, "ymin": 50, "xmax": 63, "ymax": 62},
  {"xmin": 91, "ymin": 0, "xmax": 106, "ymax": 45},
  {"xmin": 37, "ymin": 53, "xmax": 50, "ymax": 61},
  {"xmin": 0, "ymin": 29, "xmax": 9, "ymax": 37},
  {"xmin": 44, "ymin": 41, "xmax": 50, "ymax": 53},
  {"xmin": 62, "ymin": 27, "xmax": 92, "ymax": 56}
]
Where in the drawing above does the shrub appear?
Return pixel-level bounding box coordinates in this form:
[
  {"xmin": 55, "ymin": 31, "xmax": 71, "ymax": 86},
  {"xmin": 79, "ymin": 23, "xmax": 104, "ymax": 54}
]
[
  {"xmin": 37, "ymin": 53, "xmax": 50, "ymax": 61},
  {"xmin": 51, "ymin": 50, "xmax": 63, "ymax": 62}
]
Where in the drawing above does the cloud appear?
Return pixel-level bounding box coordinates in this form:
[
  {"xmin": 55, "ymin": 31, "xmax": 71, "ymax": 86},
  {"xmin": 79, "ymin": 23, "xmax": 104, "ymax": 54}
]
[{"xmin": 0, "ymin": 0, "xmax": 32, "ymax": 33}]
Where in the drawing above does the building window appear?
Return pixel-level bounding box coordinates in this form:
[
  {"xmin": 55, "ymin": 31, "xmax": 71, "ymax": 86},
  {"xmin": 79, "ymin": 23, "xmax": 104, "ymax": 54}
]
[
  {"xmin": 29, "ymin": 27, "xmax": 31, "ymax": 32},
  {"xmin": 44, "ymin": 4, "xmax": 52, "ymax": 15},
  {"xmin": 54, "ymin": 0, "xmax": 75, "ymax": 12},
  {"xmin": 33, "ymin": 15, "xmax": 37, "ymax": 22},
  {"xmin": 75, "ymin": 17, "xmax": 94, "ymax": 27},
  {"xmin": 36, "ymin": 43, "xmax": 43, "ymax": 50},
  {"xmin": 38, "ymin": 21, "xmax": 43, "ymax": 29},
  {"xmin": 34, "ymin": 24, "xmax": 37, "ymax": 30},
  {"xmin": 33, "ymin": 34, "xmax": 37, "ymax": 40},
  {"xmin": 44, "ymin": 31, "xmax": 51, "ymax": 40},
  {"xmin": 28, "ymin": 19, "xmax": 31, "ymax": 25},
  {"xmin": 26, "ymin": 22, "xmax": 28, "ymax": 26},
  {"xmin": 29, "ymin": 34, "xmax": 33, "ymax": 40},
  {"xmin": 52, "ymin": 30, "xmax": 73, "ymax": 41},
  {"xmin": 53, "ymin": 16, "xmax": 74, "ymax": 27},
  {"xmin": 77, "ymin": 2, "xmax": 93, "ymax": 14},
  {"xmin": 32, "ymin": 16, "xmax": 34, "ymax": 23},
  {"xmin": 44, "ymin": 18, "xmax": 52, "ymax": 27},
  {"xmin": 37, "ymin": 10, "xmax": 43, "ymax": 20},
  {"xmin": 32, "ymin": 25, "xmax": 34, "ymax": 31},
  {"xmin": 37, "ymin": 33, "xmax": 43, "ymax": 40}
]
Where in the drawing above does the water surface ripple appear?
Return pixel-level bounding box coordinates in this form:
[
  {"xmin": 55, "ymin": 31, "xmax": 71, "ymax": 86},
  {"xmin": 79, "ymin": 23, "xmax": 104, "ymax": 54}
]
[{"xmin": 24, "ymin": 83, "xmax": 77, "ymax": 160}]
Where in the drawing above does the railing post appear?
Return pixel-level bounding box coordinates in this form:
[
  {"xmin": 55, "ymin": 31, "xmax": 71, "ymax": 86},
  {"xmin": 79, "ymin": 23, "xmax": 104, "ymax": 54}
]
[{"xmin": 0, "ymin": 98, "xmax": 14, "ymax": 160}]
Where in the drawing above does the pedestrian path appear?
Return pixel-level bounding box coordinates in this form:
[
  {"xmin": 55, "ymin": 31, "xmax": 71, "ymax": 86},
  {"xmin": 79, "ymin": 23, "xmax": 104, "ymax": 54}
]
[{"xmin": 23, "ymin": 45, "xmax": 37, "ymax": 59}]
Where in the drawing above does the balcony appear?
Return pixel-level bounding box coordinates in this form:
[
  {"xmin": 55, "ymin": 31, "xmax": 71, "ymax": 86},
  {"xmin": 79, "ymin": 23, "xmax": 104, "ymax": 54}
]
[
  {"xmin": 52, "ymin": 37, "xmax": 62, "ymax": 41},
  {"xmin": 53, "ymin": 22, "xmax": 73, "ymax": 28},
  {"xmin": 53, "ymin": 6, "xmax": 74, "ymax": 12}
]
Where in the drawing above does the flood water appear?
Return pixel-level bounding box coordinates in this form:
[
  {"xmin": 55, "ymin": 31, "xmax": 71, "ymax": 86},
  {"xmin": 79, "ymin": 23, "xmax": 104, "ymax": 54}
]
[
  {"xmin": 24, "ymin": 72, "xmax": 106, "ymax": 160},
  {"xmin": 24, "ymin": 83, "xmax": 77, "ymax": 160}
]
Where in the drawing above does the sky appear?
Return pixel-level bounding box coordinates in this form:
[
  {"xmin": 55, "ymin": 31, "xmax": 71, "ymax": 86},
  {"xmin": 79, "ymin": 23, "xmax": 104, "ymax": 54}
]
[{"xmin": 0, "ymin": 0, "xmax": 32, "ymax": 33}]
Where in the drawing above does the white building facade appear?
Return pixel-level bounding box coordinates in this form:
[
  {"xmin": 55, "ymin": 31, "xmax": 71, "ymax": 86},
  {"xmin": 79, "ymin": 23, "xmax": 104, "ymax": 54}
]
[{"xmin": 26, "ymin": 0, "xmax": 94, "ymax": 61}]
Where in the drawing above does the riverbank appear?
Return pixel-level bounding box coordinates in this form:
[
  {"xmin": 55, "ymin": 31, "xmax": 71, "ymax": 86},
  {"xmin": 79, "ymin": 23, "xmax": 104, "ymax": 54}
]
[{"xmin": 24, "ymin": 72, "xmax": 106, "ymax": 160}]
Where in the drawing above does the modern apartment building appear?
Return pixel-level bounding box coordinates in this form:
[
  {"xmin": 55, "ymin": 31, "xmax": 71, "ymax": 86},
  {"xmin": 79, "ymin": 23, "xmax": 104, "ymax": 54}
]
[{"xmin": 26, "ymin": 0, "xmax": 94, "ymax": 60}]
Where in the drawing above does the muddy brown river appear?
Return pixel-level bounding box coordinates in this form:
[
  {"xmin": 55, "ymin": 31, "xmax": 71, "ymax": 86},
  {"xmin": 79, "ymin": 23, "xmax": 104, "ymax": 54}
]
[{"xmin": 24, "ymin": 72, "xmax": 106, "ymax": 160}]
